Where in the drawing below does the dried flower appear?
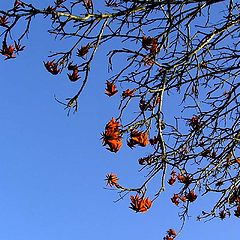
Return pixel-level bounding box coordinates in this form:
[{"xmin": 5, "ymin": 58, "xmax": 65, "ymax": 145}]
[
  {"xmin": 167, "ymin": 229, "xmax": 177, "ymax": 238},
  {"xmin": 177, "ymin": 174, "xmax": 191, "ymax": 186},
  {"xmin": 0, "ymin": 15, "xmax": 9, "ymax": 27},
  {"xmin": 138, "ymin": 156, "xmax": 152, "ymax": 165},
  {"xmin": 201, "ymin": 149, "xmax": 211, "ymax": 157},
  {"xmin": 68, "ymin": 62, "xmax": 78, "ymax": 71},
  {"xmin": 77, "ymin": 45, "xmax": 89, "ymax": 58},
  {"xmin": 142, "ymin": 36, "xmax": 159, "ymax": 55},
  {"xmin": 105, "ymin": 80, "xmax": 118, "ymax": 96},
  {"xmin": 168, "ymin": 177, "xmax": 176, "ymax": 186},
  {"xmin": 189, "ymin": 115, "xmax": 202, "ymax": 131},
  {"xmin": 163, "ymin": 228, "xmax": 177, "ymax": 240},
  {"xmin": 186, "ymin": 190, "xmax": 197, "ymax": 202},
  {"xmin": 122, "ymin": 88, "xmax": 136, "ymax": 98},
  {"xmin": 200, "ymin": 61, "xmax": 207, "ymax": 68},
  {"xmin": 44, "ymin": 60, "xmax": 60, "ymax": 75},
  {"xmin": 68, "ymin": 69, "xmax": 80, "ymax": 82},
  {"xmin": 1, "ymin": 42, "xmax": 16, "ymax": 59},
  {"xmin": 14, "ymin": 41, "xmax": 25, "ymax": 52},
  {"xmin": 168, "ymin": 170, "xmax": 176, "ymax": 185},
  {"xmin": 139, "ymin": 98, "xmax": 149, "ymax": 111},
  {"xmin": 84, "ymin": 0, "xmax": 93, "ymax": 8},
  {"xmin": 219, "ymin": 210, "xmax": 227, "ymax": 220},
  {"xmin": 171, "ymin": 194, "xmax": 180, "ymax": 206},
  {"xmin": 14, "ymin": 1, "xmax": 24, "ymax": 7}
]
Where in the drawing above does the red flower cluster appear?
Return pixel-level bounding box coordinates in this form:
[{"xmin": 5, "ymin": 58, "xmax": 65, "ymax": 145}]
[
  {"xmin": 127, "ymin": 130, "xmax": 149, "ymax": 148},
  {"xmin": 102, "ymin": 118, "xmax": 122, "ymax": 153},
  {"xmin": 44, "ymin": 60, "xmax": 60, "ymax": 75},
  {"xmin": 130, "ymin": 194, "xmax": 152, "ymax": 213},
  {"xmin": 105, "ymin": 80, "xmax": 118, "ymax": 96}
]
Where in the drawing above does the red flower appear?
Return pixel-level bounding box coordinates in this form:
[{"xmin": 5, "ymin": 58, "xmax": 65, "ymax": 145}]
[
  {"xmin": 171, "ymin": 194, "xmax": 180, "ymax": 206},
  {"xmin": 122, "ymin": 88, "xmax": 136, "ymax": 98},
  {"xmin": 180, "ymin": 196, "xmax": 187, "ymax": 202},
  {"xmin": 167, "ymin": 229, "xmax": 177, "ymax": 238},
  {"xmin": 201, "ymin": 149, "xmax": 211, "ymax": 157},
  {"xmin": 105, "ymin": 80, "xmax": 118, "ymax": 96},
  {"xmin": 168, "ymin": 177, "xmax": 176, "ymax": 186},
  {"xmin": 130, "ymin": 194, "xmax": 152, "ymax": 213},
  {"xmin": 77, "ymin": 45, "xmax": 89, "ymax": 58},
  {"xmin": 44, "ymin": 60, "xmax": 60, "ymax": 75},
  {"xmin": 142, "ymin": 36, "xmax": 159, "ymax": 55},
  {"xmin": 102, "ymin": 118, "xmax": 122, "ymax": 153},
  {"xmin": 164, "ymin": 228, "xmax": 177, "ymax": 240},
  {"xmin": 186, "ymin": 190, "xmax": 197, "ymax": 202},
  {"xmin": 164, "ymin": 237, "xmax": 174, "ymax": 240},
  {"xmin": 168, "ymin": 171, "xmax": 176, "ymax": 185},
  {"xmin": 142, "ymin": 36, "xmax": 157, "ymax": 49},
  {"xmin": 68, "ymin": 62, "xmax": 78, "ymax": 71},
  {"xmin": 189, "ymin": 115, "xmax": 202, "ymax": 131},
  {"xmin": 127, "ymin": 130, "xmax": 149, "ymax": 148},
  {"xmin": 105, "ymin": 173, "xmax": 119, "ymax": 187},
  {"xmin": 177, "ymin": 174, "xmax": 191, "ymax": 185},
  {"xmin": 68, "ymin": 69, "xmax": 80, "ymax": 82},
  {"xmin": 1, "ymin": 42, "xmax": 16, "ymax": 59}
]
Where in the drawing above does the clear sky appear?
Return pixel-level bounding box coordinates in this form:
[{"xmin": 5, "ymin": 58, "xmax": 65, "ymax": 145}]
[{"xmin": 0, "ymin": 1, "xmax": 239, "ymax": 240}]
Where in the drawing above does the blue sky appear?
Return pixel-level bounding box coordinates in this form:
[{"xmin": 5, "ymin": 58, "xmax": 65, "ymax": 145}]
[{"xmin": 0, "ymin": 1, "xmax": 239, "ymax": 240}]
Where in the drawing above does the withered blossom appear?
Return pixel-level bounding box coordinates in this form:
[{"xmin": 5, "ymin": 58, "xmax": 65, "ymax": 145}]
[
  {"xmin": 44, "ymin": 60, "xmax": 60, "ymax": 75},
  {"xmin": 105, "ymin": 80, "xmax": 118, "ymax": 97}
]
